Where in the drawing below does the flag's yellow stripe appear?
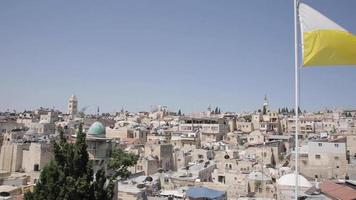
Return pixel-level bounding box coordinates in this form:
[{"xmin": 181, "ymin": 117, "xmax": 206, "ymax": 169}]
[{"xmin": 303, "ymin": 30, "xmax": 356, "ymax": 66}]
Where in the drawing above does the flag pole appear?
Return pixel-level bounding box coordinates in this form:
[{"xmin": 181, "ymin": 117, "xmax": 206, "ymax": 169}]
[{"xmin": 293, "ymin": 0, "xmax": 300, "ymax": 199}]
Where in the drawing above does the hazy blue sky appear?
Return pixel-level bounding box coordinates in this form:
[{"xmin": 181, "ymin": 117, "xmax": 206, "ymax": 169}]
[{"xmin": 1, "ymin": 0, "xmax": 356, "ymax": 113}]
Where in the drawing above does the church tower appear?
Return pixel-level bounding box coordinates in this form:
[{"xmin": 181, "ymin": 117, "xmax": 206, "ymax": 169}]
[{"xmin": 68, "ymin": 94, "xmax": 78, "ymax": 117}]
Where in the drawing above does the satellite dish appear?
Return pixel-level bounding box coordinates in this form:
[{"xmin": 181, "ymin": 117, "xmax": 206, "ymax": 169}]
[
  {"xmin": 0, "ymin": 192, "xmax": 10, "ymax": 197},
  {"xmin": 145, "ymin": 176, "xmax": 153, "ymax": 182}
]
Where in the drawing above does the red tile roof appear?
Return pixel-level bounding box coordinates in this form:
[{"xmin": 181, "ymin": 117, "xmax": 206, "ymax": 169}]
[{"xmin": 320, "ymin": 181, "xmax": 356, "ymax": 200}]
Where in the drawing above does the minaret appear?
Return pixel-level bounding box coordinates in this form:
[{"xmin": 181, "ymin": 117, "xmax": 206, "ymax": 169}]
[
  {"xmin": 263, "ymin": 95, "xmax": 269, "ymax": 115},
  {"xmin": 97, "ymin": 106, "xmax": 100, "ymax": 119},
  {"xmin": 68, "ymin": 94, "xmax": 78, "ymax": 117}
]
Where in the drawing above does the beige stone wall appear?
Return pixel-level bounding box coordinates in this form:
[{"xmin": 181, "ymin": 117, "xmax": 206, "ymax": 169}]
[
  {"xmin": 298, "ymin": 142, "xmax": 347, "ymax": 180},
  {"xmin": 347, "ymin": 135, "xmax": 356, "ymax": 158},
  {"xmin": 144, "ymin": 144, "xmax": 173, "ymax": 171},
  {"xmin": 106, "ymin": 127, "xmax": 128, "ymax": 140},
  {"xmin": 173, "ymin": 151, "xmax": 192, "ymax": 171},
  {"xmin": 236, "ymin": 121, "xmax": 253, "ymax": 133},
  {"xmin": 246, "ymin": 145, "xmax": 281, "ymax": 167},
  {"xmin": 22, "ymin": 143, "xmax": 53, "ymax": 173},
  {"xmin": 0, "ymin": 144, "xmax": 28, "ymax": 172},
  {"xmin": 144, "ymin": 159, "xmax": 159, "ymax": 175},
  {"xmin": 247, "ymin": 131, "xmax": 265, "ymax": 145},
  {"xmin": 299, "ymin": 152, "xmax": 347, "ymax": 179}
]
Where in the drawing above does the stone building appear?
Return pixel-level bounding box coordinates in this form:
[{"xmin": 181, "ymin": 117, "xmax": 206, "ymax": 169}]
[
  {"xmin": 106, "ymin": 124, "xmax": 148, "ymax": 144},
  {"xmin": 21, "ymin": 143, "xmax": 53, "ymax": 173},
  {"xmin": 247, "ymin": 171, "xmax": 276, "ymax": 199},
  {"xmin": 298, "ymin": 141, "xmax": 347, "ymax": 180},
  {"xmin": 236, "ymin": 121, "xmax": 254, "ymax": 133},
  {"xmin": 79, "ymin": 121, "xmax": 119, "ymax": 171},
  {"xmin": 247, "ymin": 130, "xmax": 265, "ymax": 146},
  {"xmin": 178, "ymin": 117, "xmax": 229, "ymax": 145},
  {"xmin": 0, "ymin": 131, "xmax": 53, "ymax": 175},
  {"xmin": 346, "ymin": 134, "xmax": 356, "ymax": 158},
  {"xmin": 0, "ymin": 143, "xmax": 28, "ymax": 173},
  {"xmin": 212, "ymin": 157, "xmax": 251, "ymax": 198},
  {"xmin": 68, "ymin": 94, "xmax": 78, "ymax": 118},
  {"xmin": 144, "ymin": 143, "xmax": 173, "ymax": 171},
  {"xmin": 170, "ymin": 132, "xmax": 200, "ymax": 150}
]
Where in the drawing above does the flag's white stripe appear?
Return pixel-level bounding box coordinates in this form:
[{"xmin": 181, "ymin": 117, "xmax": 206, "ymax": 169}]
[{"xmin": 299, "ymin": 3, "xmax": 346, "ymax": 33}]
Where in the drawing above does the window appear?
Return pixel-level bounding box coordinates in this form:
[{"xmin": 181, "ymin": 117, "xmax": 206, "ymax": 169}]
[
  {"xmin": 315, "ymin": 155, "xmax": 321, "ymax": 159},
  {"xmin": 218, "ymin": 176, "xmax": 225, "ymax": 184},
  {"xmin": 335, "ymin": 156, "xmax": 339, "ymax": 160},
  {"xmin": 318, "ymin": 143, "xmax": 322, "ymax": 147},
  {"xmin": 334, "ymin": 144, "xmax": 339, "ymax": 148},
  {"xmin": 336, "ymin": 166, "xmax": 339, "ymax": 169}
]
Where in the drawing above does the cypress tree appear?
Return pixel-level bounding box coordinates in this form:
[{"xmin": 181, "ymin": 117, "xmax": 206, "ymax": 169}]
[
  {"xmin": 271, "ymin": 148, "xmax": 276, "ymax": 168},
  {"xmin": 25, "ymin": 124, "xmax": 114, "ymax": 200}
]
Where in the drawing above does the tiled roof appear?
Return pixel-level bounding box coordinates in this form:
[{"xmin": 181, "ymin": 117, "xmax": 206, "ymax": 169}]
[{"xmin": 320, "ymin": 181, "xmax": 356, "ymax": 200}]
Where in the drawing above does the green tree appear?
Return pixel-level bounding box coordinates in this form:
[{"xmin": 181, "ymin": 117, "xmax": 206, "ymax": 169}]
[
  {"xmin": 25, "ymin": 124, "xmax": 113, "ymax": 200},
  {"xmin": 107, "ymin": 148, "xmax": 139, "ymax": 180},
  {"xmin": 270, "ymin": 148, "xmax": 276, "ymax": 168},
  {"xmin": 93, "ymin": 168, "xmax": 111, "ymax": 200},
  {"xmin": 298, "ymin": 107, "xmax": 302, "ymax": 114}
]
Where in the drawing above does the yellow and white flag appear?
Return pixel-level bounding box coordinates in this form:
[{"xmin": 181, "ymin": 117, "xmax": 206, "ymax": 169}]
[{"xmin": 299, "ymin": 3, "xmax": 356, "ymax": 66}]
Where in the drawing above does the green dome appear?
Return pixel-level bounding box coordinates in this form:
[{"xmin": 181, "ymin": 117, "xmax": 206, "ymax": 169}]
[{"xmin": 88, "ymin": 121, "xmax": 106, "ymax": 136}]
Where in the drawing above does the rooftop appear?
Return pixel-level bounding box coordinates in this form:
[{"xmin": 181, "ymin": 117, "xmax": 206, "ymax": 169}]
[{"xmin": 320, "ymin": 180, "xmax": 356, "ymax": 200}]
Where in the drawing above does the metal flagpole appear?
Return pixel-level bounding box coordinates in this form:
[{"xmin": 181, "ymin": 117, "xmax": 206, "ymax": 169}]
[{"xmin": 293, "ymin": 0, "xmax": 300, "ymax": 199}]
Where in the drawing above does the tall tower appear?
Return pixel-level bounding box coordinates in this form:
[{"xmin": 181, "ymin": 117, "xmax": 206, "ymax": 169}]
[
  {"xmin": 68, "ymin": 94, "xmax": 78, "ymax": 117},
  {"xmin": 263, "ymin": 95, "xmax": 269, "ymax": 115}
]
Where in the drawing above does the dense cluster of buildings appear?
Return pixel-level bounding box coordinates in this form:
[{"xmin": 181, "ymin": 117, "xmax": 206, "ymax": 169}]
[{"xmin": 0, "ymin": 95, "xmax": 356, "ymax": 199}]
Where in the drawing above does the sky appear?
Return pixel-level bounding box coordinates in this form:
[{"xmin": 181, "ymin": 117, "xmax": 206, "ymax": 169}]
[{"xmin": 1, "ymin": 0, "xmax": 356, "ymax": 114}]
